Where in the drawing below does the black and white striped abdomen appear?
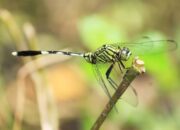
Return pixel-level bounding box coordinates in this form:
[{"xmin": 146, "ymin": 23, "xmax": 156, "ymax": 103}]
[{"xmin": 12, "ymin": 50, "xmax": 84, "ymax": 57}]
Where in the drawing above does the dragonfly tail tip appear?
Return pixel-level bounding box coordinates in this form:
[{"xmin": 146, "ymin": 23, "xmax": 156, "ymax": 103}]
[{"xmin": 12, "ymin": 51, "xmax": 17, "ymax": 56}]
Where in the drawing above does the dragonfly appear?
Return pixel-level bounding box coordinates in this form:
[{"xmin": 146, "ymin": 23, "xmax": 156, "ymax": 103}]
[{"xmin": 12, "ymin": 39, "xmax": 177, "ymax": 105}]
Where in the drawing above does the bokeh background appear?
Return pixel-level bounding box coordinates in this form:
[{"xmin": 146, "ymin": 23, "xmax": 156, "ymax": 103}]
[{"xmin": 0, "ymin": 0, "xmax": 180, "ymax": 130}]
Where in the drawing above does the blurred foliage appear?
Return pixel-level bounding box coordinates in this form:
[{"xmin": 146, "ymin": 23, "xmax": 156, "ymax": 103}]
[
  {"xmin": 78, "ymin": 15, "xmax": 126, "ymax": 49},
  {"xmin": 0, "ymin": 0, "xmax": 180, "ymax": 130}
]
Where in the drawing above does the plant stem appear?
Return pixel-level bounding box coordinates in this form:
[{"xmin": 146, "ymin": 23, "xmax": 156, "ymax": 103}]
[{"xmin": 91, "ymin": 57, "xmax": 145, "ymax": 130}]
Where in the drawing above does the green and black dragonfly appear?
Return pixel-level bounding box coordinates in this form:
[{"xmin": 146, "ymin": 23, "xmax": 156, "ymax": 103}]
[{"xmin": 12, "ymin": 39, "xmax": 177, "ymax": 105}]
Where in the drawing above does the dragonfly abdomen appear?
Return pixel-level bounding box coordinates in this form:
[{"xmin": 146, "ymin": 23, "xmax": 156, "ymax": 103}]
[{"xmin": 12, "ymin": 50, "xmax": 84, "ymax": 57}]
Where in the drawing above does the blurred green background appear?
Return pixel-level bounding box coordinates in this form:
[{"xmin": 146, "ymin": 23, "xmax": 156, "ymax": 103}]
[{"xmin": 0, "ymin": 0, "xmax": 180, "ymax": 130}]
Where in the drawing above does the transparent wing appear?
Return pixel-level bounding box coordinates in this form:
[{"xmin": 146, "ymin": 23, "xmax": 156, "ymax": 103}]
[
  {"xmin": 105, "ymin": 64, "xmax": 138, "ymax": 107},
  {"xmin": 120, "ymin": 85, "xmax": 138, "ymax": 107},
  {"xmin": 113, "ymin": 63, "xmax": 138, "ymax": 106},
  {"xmin": 92, "ymin": 64, "xmax": 112, "ymax": 100},
  {"xmin": 121, "ymin": 39, "xmax": 177, "ymax": 55},
  {"xmin": 92, "ymin": 63, "xmax": 139, "ymax": 107}
]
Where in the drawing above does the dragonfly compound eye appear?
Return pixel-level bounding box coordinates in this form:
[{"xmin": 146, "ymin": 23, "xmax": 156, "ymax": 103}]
[{"xmin": 120, "ymin": 47, "xmax": 132, "ymax": 61}]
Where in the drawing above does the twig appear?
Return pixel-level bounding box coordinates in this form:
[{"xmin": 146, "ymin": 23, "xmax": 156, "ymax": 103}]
[
  {"xmin": 91, "ymin": 57, "xmax": 145, "ymax": 130},
  {"xmin": 21, "ymin": 23, "xmax": 59, "ymax": 130},
  {"xmin": 0, "ymin": 11, "xmax": 63, "ymax": 130},
  {"xmin": 0, "ymin": 9, "xmax": 30, "ymax": 130},
  {"xmin": 14, "ymin": 55, "xmax": 71, "ymax": 130}
]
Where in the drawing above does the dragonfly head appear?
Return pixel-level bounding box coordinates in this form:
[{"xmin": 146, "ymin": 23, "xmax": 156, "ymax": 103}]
[{"xmin": 119, "ymin": 47, "xmax": 132, "ymax": 61}]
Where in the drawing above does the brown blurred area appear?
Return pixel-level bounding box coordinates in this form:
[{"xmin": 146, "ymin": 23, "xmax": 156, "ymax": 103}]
[{"xmin": 1, "ymin": 0, "xmax": 180, "ymax": 43}]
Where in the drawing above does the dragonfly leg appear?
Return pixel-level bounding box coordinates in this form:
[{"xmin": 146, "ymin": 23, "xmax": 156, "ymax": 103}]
[
  {"xmin": 120, "ymin": 60, "xmax": 125, "ymax": 68},
  {"xmin": 117, "ymin": 61, "xmax": 125, "ymax": 73},
  {"xmin": 106, "ymin": 63, "xmax": 118, "ymax": 90},
  {"xmin": 118, "ymin": 60, "xmax": 131, "ymax": 70}
]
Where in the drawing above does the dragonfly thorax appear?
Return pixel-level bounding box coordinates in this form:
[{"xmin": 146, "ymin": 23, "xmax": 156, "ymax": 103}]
[{"xmin": 83, "ymin": 45, "xmax": 132, "ymax": 64}]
